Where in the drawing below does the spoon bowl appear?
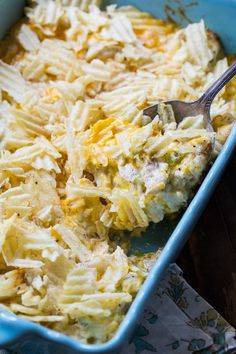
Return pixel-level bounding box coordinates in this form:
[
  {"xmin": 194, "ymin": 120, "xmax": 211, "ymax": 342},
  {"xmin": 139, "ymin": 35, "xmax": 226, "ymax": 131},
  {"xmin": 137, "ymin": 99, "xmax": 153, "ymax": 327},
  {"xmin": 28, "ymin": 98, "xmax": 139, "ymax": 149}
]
[{"xmin": 144, "ymin": 62, "xmax": 236, "ymax": 132}]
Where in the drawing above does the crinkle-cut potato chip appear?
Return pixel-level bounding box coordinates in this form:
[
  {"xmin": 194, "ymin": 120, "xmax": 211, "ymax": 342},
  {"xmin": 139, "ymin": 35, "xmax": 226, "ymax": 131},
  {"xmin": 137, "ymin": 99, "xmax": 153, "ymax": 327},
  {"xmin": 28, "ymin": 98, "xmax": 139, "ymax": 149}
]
[
  {"xmin": 100, "ymin": 13, "xmax": 137, "ymax": 43},
  {"xmin": 0, "ymin": 0, "xmax": 235, "ymax": 344},
  {"xmin": 68, "ymin": 100, "xmax": 104, "ymax": 133},
  {"xmin": 0, "ymin": 61, "xmax": 31, "ymax": 102},
  {"xmin": 26, "ymin": 2, "xmax": 65, "ymax": 34},
  {"xmin": 56, "ymin": 0, "xmax": 102, "ymax": 12},
  {"xmin": 81, "ymin": 59, "xmax": 113, "ymax": 82},
  {"xmin": 17, "ymin": 24, "xmax": 41, "ymax": 52},
  {"xmin": 38, "ymin": 39, "xmax": 83, "ymax": 79},
  {"xmin": 53, "ymin": 224, "xmax": 92, "ymax": 261},
  {"xmin": 0, "ymin": 270, "xmax": 24, "ymax": 300},
  {"xmin": 184, "ymin": 20, "xmax": 214, "ymax": 69}
]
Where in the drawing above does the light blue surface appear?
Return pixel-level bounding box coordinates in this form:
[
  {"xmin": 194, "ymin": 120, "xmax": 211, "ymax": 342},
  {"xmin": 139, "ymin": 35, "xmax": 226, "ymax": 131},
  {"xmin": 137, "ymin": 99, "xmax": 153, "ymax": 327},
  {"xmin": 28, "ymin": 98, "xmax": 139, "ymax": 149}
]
[
  {"xmin": 0, "ymin": 1, "xmax": 236, "ymax": 354},
  {"xmin": 0, "ymin": 0, "xmax": 25, "ymax": 40}
]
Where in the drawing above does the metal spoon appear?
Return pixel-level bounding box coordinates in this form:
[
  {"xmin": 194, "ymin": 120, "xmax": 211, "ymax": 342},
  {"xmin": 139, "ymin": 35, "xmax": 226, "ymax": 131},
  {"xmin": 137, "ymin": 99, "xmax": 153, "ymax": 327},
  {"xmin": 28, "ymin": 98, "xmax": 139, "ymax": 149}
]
[{"xmin": 143, "ymin": 62, "xmax": 236, "ymax": 131}]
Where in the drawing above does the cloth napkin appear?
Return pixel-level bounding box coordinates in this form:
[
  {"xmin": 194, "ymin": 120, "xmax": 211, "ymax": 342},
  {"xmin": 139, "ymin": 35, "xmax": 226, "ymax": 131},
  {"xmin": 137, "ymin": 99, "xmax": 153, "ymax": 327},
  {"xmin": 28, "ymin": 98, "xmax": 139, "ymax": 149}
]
[
  {"xmin": 121, "ymin": 264, "xmax": 236, "ymax": 354},
  {"xmin": 1, "ymin": 264, "xmax": 236, "ymax": 354}
]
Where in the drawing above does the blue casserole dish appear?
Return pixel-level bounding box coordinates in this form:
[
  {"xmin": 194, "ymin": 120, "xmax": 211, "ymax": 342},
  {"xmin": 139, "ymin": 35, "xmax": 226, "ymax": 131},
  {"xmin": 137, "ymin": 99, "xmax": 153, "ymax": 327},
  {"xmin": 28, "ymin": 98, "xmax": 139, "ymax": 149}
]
[{"xmin": 0, "ymin": 1, "xmax": 236, "ymax": 353}]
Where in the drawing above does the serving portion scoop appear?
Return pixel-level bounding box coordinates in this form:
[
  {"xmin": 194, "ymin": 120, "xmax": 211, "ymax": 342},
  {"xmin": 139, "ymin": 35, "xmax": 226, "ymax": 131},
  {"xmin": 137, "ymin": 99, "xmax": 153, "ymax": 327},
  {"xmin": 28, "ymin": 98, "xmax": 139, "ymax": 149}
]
[{"xmin": 143, "ymin": 62, "xmax": 236, "ymax": 131}]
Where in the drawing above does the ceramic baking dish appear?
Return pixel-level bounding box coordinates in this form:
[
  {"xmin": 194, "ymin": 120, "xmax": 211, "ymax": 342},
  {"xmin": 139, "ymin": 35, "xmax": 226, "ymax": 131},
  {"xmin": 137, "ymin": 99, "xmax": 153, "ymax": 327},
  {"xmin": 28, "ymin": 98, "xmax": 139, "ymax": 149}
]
[{"xmin": 0, "ymin": 1, "xmax": 236, "ymax": 353}]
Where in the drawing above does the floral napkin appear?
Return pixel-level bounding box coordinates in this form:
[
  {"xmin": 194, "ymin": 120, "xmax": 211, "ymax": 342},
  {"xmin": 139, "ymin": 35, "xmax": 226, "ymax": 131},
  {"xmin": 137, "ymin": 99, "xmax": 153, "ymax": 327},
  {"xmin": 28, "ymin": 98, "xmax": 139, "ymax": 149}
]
[
  {"xmin": 122, "ymin": 264, "xmax": 236, "ymax": 354},
  {"xmin": 1, "ymin": 264, "xmax": 236, "ymax": 354}
]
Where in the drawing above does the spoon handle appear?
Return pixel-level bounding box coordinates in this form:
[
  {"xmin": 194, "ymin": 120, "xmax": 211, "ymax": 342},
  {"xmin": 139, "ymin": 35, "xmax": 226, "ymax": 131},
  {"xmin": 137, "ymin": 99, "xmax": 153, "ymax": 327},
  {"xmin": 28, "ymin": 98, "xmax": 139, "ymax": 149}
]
[{"xmin": 198, "ymin": 61, "xmax": 236, "ymax": 111}]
